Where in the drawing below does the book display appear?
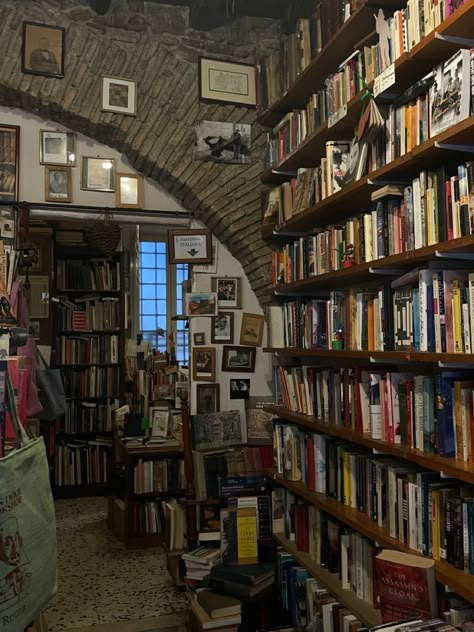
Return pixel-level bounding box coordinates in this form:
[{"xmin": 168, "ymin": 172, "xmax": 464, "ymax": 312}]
[{"xmin": 258, "ymin": 0, "xmax": 474, "ymax": 625}]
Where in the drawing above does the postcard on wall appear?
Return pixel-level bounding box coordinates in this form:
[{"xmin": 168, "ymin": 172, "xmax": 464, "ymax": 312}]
[
  {"xmin": 192, "ymin": 410, "xmax": 246, "ymax": 451},
  {"xmin": 194, "ymin": 121, "xmax": 251, "ymax": 165}
]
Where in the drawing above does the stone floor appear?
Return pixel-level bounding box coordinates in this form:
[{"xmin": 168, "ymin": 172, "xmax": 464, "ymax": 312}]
[{"xmin": 45, "ymin": 497, "xmax": 187, "ymax": 631}]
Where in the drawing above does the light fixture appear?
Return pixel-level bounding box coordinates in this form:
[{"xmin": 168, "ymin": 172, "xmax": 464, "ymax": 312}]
[{"xmin": 102, "ymin": 160, "xmax": 113, "ymax": 170}]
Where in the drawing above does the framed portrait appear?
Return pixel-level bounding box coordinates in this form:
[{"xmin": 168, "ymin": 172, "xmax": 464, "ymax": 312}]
[
  {"xmin": 0, "ymin": 125, "xmax": 19, "ymax": 202},
  {"xmin": 168, "ymin": 229, "xmax": 212, "ymax": 264},
  {"xmin": 212, "ymin": 276, "xmax": 242, "ymax": 310},
  {"xmin": 193, "ymin": 332, "xmax": 205, "ymax": 346},
  {"xmin": 22, "ymin": 22, "xmax": 65, "ymax": 78},
  {"xmin": 230, "ymin": 379, "xmax": 250, "ymax": 400},
  {"xmin": 211, "ymin": 312, "xmax": 234, "ymax": 344},
  {"xmin": 40, "ymin": 130, "xmax": 75, "ymax": 166},
  {"xmin": 199, "ymin": 57, "xmax": 256, "ymax": 107},
  {"xmin": 196, "ymin": 383, "xmax": 220, "ymax": 414},
  {"xmin": 149, "ymin": 406, "xmax": 169, "ymax": 438},
  {"xmin": 222, "ymin": 345, "xmax": 256, "ymax": 373},
  {"xmin": 116, "ymin": 173, "xmax": 143, "ymax": 208},
  {"xmin": 81, "ymin": 157, "xmax": 115, "ymax": 192},
  {"xmin": 240, "ymin": 313, "xmax": 264, "ymax": 347},
  {"xmin": 44, "ymin": 166, "xmax": 71, "ymax": 202},
  {"xmin": 102, "ymin": 76, "xmax": 137, "ymax": 116},
  {"xmin": 185, "ymin": 292, "xmax": 217, "ymax": 317},
  {"xmin": 192, "ymin": 347, "xmax": 216, "ymax": 382}
]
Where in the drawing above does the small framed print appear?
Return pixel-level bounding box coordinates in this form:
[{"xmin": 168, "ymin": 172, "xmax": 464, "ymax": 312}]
[
  {"xmin": 22, "ymin": 21, "xmax": 65, "ymax": 78},
  {"xmin": 102, "ymin": 76, "xmax": 137, "ymax": 116},
  {"xmin": 44, "ymin": 166, "xmax": 72, "ymax": 202},
  {"xmin": 211, "ymin": 312, "xmax": 234, "ymax": 344},
  {"xmin": 0, "ymin": 125, "xmax": 19, "ymax": 202},
  {"xmin": 81, "ymin": 157, "xmax": 115, "ymax": 192},
  {"xmin": 185, "ymin": 292, "xmax": 217, "ymax": 317},
  {"xmin": 230, "ymin": 379, "xmax": 250, "ymax": 400},
  {"xmin": 212, "ymin": 276, "xmax": 242, "ymax": 310},
  {"xmin": 199, "ymin": 57, "xmax": 256, "ymax": 107},
  {"xmin": 222, "ymin": 345, "xmax": 256, "ymax": 373},
  {"xmin": 193, "ymin": 347, "xmax": 216, "ymax": 382},
  {"xmin": 168, "ymin": 229, "xmax": 212, "ymax": 265},
  {"xmin": 240, "ymin": 313, "xmax": 264, "ymax": 347},
  {"xmin": 40, "ymin": 130, "xmax": 75, "ymax": 166},
  {"xmin": 196, "ymin": 383, "xmax": 220, "ymax": 414},
  {"xmin": 116, "ymin": 173, "xmax": 143, "ymax": 208},
  {"xmin": 149, "ymin": 406, "xmax": 169, "ymax": 438},
  {"xmin": 193, "ymin": 332, "xmax": 205, "ymax": 346}
]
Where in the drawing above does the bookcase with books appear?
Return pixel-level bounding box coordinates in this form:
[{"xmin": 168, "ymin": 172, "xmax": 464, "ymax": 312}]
[
  {"xmin": 52, "ymin": 238, "xmax": 126, "ymax": 498},
  {"xmin": 259, "ymin": 0, "xmax": 474, "ymax": 626}
]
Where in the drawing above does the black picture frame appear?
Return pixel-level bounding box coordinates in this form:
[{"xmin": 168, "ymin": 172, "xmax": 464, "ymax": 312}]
[
  {"xmin": 222, "ymin": 345, "xmax": 256, "ymax": 373},
  {"xmin": 22, "ymin": 22, "xmax": 65, "ymax": 79},
  {"xmin": 199, "ymin": 56, "xmax": 257, "ymax": 108}
]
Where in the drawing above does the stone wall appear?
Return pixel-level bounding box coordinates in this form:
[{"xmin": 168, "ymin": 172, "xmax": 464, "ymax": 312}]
[{"xmin": 0, "ymin": 0, "xmax": 280, "ymax": 303}]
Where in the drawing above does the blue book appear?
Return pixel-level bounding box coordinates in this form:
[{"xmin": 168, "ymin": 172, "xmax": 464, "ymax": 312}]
[{"xmin": 435, "ymin": 374, "xmax": 456, "ymax": 457}]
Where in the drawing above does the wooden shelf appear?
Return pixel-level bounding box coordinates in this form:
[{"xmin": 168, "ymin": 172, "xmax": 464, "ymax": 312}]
[
  {"xmin": 133, "ymin": 489, "xmax": 186, "ymax": 499},
  {"xmin": 264, "ymin": 468, "xmax": 474, "ymax": 603},
  {"xmin": 56, "ymin": 289, "xmax": 121, "ymax": 294},
  {"xmin": 265, "ymin": 405, "xmax": 474, "ymax": 486},
  {"xmin": 272, "ymin": 235, "xmax": 474, "ymax": 292},
  {"xmin": 273, "ymin": 533, "xmax": 382, "ymax": 628},
  {"xmin": 57, "ymin": 363, "xmax": 120, "ymax": 367},
  {"xmin": 59, "ymin": 330, "xmax": 121, "ymax": 335},
  {"xmin": 263, "ymin": 347, "xmax": 474, "ymax": 364},
  {"xmin": 126, "ymin": 532, "xmax": 164, "ymax": 550},
  {"xmin": 119, "ymin": 440, "xmax": 183, "ymax": 458}
]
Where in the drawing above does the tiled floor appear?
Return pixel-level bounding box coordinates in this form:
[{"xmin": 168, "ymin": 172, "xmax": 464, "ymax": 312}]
[{"xmin": 45, "ymin": 498, "xmax": 187, "ymax": 631}]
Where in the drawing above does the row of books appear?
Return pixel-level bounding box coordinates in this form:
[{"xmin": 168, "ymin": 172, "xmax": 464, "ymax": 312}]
[
  {"xmin": 57, "ymin": 335, "xmax": 120, "ymax": 365},
  {"xmin": 133, "ymin": 457, "xmax": 186, "ymax": 495},
  {"xmin": 57, "ymin": 297, "xmax": 121, "ymax": 332},
  {"xmin": 61, "ymin": 365, "xmax": 121, "ymax": 399},
  {"xmin": 56, "ymin": 258, "xmax": 121, "ymax": 291},
  {"xmin": 62, "ymin": 399, "xmax": 119, "ymax": 434},
  {"xmin": 54, "ymin": 438, "xmax": 111, "ymax": 486},
  {"xmin": 133, "ymin": 499, "xmax": 166, "ymax": 535},
  {"xmin": 162, "ymin": 498, "xmax": 186, "ymax": 551}
]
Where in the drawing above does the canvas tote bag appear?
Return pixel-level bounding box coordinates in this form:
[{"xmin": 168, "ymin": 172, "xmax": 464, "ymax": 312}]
[{"xmin": 0, "ymin": 374, "xmax": 57, "ymax": 631}]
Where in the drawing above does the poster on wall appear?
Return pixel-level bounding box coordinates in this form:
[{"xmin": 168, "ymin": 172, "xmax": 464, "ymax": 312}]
[{"xmin": 194, "ymin": 121, "xmax": 251, "ymax": 165}]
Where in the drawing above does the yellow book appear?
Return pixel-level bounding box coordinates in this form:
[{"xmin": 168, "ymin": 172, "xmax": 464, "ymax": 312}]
[
  {"xmin": 431, "ymin": 490, "xmax": 440, "ymax": 561},
  {"xmin": 452, "ymin": 279, "xmax": 463, "ymax": 353},
  {"xmin": 343, "ymin": 450, "xmax": 351, "ymax": 506},
  {"xmin": 236, "ymin": 508, "xmax": 258, "ymax": 564}
]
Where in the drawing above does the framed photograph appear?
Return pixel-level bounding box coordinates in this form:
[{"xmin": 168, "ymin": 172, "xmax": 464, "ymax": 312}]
[
  {"xmin": 199, "ymin": 57, "xmax": 256, "ymax": 107},
  {"xmin": 196, "ymin": 383, "xmax": 220, "ymax": 414},
  {"xmin": 211, "ymin": 312, "xmax": 234, "ymax": 344},
  {"xmin": 44, "ymin": 166, "xmax": 71, "ymax": 202},
  {"xmin": 230, "ymin": 379, "xmax": 250, "ymax": 400},
  {"xmin": 212, "ymin": 277, "xmax": 241, "ymax": 310},
  {"xmin": 193, "ymin": 332, "xmax": 205, "ymax": 346},
  {"xmin": 102, "ymin": 75, "xmax": 137, "ymax": 116},
  {"xmin": 185, "ymin": 292, "xmax": 217, "ymax": 317},
  {"xmin": 81, "ymin": 157, "xmax": 115, "ymax": 192},
  {"xmin": 192, "ymin": 347, "xmax": 216, "ymax": 382},
  {"xmin": 40, "ymin": 130, "xmax": 75, "ymax": 166},
  {"xmin": 192, "ymin": 410, "xmax": 246, "ymax": 451},
  {"xmin": 240, "ymin": 313, "xmax": 264, "ymax": 347},
  {"xmin": 22, "ymin": 22, "xmax": 65, "ymax": 78},
  {"xmin": 0, "ymin": 125, "xmax": 19, "ymax": 202},
  {"xmin": 222, "ymin": 345, "xmax": 256, "ymax": 373},
  {"xmin": 116, "ymin": 173, "xmax": 143, "ymax": 208},
  {"xmin": 149, "ymin": 406, "xmax": 169, "ymax": 438},
  {"xmin": 168, "ymin": 229, "xmax": 212, "ymax": 264},
  {"xmin": 194, "ymin": 120, "xmax": 251, "ymax": 165}
]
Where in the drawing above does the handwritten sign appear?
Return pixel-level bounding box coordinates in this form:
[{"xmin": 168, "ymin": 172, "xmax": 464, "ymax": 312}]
[{"xmin": 373, "ymin": 64, "xmax": 396, "ymax": 98}]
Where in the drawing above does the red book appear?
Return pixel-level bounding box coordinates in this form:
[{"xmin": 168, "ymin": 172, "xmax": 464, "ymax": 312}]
[
  {"xmin": 375, "ymin": 550, "xmax": 438, "ymax": 623},
  {"xmin": 306, "ymin": 435, "xmax": 316, "ymax": 491}
]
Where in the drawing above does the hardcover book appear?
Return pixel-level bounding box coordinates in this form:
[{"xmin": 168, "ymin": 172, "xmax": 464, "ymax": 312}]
[{"xmin": 220, "ymin": 507, "xmax": 258, "ymax": 565}]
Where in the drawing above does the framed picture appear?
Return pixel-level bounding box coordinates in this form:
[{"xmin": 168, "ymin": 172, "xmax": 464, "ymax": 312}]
[
  {"xmin": 192, "ymin": 347, "xmax": 216, "ymax": 382},
  {"xmin": 192, "ymin": 410, "xmax": 246, "ymax": 451},
  {"xmin": 240, "ymin": 313, "xmax": 264, "ymax": 347},
  {"xmin": 230, "ymin": 379, "xmax": 250, "ymax": 400},
  {"xmin": 222, "ymin": 345, "xmax": 256, "ymax": 373},
  {"xmin": 102, "ymin": 76, "xmax": 137, "ymax": 116},
  {"xmin": 193, "ymin": 332, "xmax": 205, "ymax": 346},
  {"xmin": 194, "ymin": 120, "xmax": 251, "ymax": 165},
  {"xmin": 168, "ymin": 229, "xmax": 212, "ymax": 264},
  {"xmin": 22, "ymin": 22, "xmax": 65, "ymax": 78},
  {"xmin": 185, "ymin": 292, "xmax": 217, "ymax": 317},
  {"xmin": 40, "ymin": 130, "xmax": 75, "ymax": 166},
  {"xmin": 196, "ymin": 383, "xmax": 220, "ymax": 414},
  {"xmin": 212, "ymin": 277, "xmax": 241, "ymax": 310},
  {"xmin": 211, "ymin": 312, "xmax": 234, "ymax": 344},
  {"xmin": 81, "ymin": 157, "xmax": 115, "ymax": 192},
  {"xmin": 149, "ymin": 406, "xmax": 169, "ymax": 438},
  {"xmin": 0, "ymin": 125, "xmax": 19, "ymax": 202},
  {"xmin": 199, "ymin": 57, "xmax": 256, "ymax": 107},
  {"xmin": 116, "ymin": 173, "xmax": 143, "ymax": 208},
  {"xmin": 193, "ymin": 237, "xmax": 218, "ymax": 274},
  {"xmin": 44, "ymin": 166, "xmax": 71, "ymax": 202}
]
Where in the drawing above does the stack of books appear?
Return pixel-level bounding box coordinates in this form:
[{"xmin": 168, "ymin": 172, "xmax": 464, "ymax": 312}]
[
  {"xmin": 205, "ymin": 563, "xmax": 274, "ymax": 600},
  {"xmin": 183, "ymin": 546, "xmax": 221, "ymax": 585},
  {"xmin": 190, "ymin": 590, "xmax": 241, "ymax": 632}
]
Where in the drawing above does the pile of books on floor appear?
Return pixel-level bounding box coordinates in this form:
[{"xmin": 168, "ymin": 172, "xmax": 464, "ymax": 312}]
[
  {"xmin": 190, "ymin": 590, "xmax": 242, "ymax": 632},
  {"xmin": 183, "ymin": 546, "xmax": 221, "ymax": 585},
  {"xmin": 205, "ymin": 563, "xmax": 275, "ymax": 599}
]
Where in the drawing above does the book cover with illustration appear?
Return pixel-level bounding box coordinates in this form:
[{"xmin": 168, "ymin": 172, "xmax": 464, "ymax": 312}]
[{"xmin": 220, "ymin": 507, "xmax": 258, "ymax": 565}]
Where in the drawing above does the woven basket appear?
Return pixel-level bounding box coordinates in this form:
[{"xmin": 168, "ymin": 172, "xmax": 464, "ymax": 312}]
[{"xmin": 89, "ymin": 209, "xmax": 121, "ymax": 257}]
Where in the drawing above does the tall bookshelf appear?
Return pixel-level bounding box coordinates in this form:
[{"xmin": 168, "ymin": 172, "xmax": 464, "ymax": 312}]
[
  {"xmin": 259, "ymin": 0, "xmax": 474, "ymax": 623},
  {"xmin": 52, "ymin": 244, "xmax": 126, "ymax": 498}
]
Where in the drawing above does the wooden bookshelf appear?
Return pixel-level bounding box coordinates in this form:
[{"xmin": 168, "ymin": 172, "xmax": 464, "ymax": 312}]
[
  {"xmin": 264, "ymin": 348, "xmax": 474, "ymax": 364},
  {"xmin": 274, "ymin": 533, "xmax": 382, "ymax": 628},
  {"xmin": 264, "ymin": 467, "xmax": 474, "ymax": 603}
]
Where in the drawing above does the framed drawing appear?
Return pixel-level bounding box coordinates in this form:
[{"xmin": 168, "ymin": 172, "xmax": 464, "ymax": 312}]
[
  {"xmin": 211, "ymin": 312, "xmax": 234, "ymax": 344},
  {"xmin": 192, "ymin": 410, "xmax": 245, "ymax": 451},
  {"xmin": 22, "ymin": 22, "xmax": 65, "ymax": 78},
  {"xmin": 40, "ymin": 130, "xmax": 75, "ymax": 166},
  {"xmin": 212, "ymin": 276, "xmax": 241, "ymax": 310},
  {"xmin": 196, "ymin": 383, "xmax": 220, "ymax": 414},
  {"xmin": 192, "ymin": 347, "xmax": 216, "ymax": 382},
  {"xmin": 81, "ymin": 157, "xmax": 115, "ymax": 192},
  {"xmin": 149, "ymin": 406, "xmax": 169, "ymax": 438},
  {"xmin": 102, "ymin": 76, "xmax": 137, "ymax": 116},
  {"xmin": 168, "ymin": 229, "xmax": 212, "ymax": 264},
  {"xmin": 199, "ymin": 57, "xmax": 256, "ymax": 107},
  {"xmin": 44, "ymin": 166, "xmax": 72, "ymax": 203},
  {"xmin": 0, "ymin": 125, "xmax": 19, "ymax": 202},
  {"xmin": 240, "ymin": 313, "xmax": 264, "ymax": 347},
  {"xmin": 222, "ymin": 345, "xmax": 256, "ymax": 373},
  {"xmin": 185, "ymin": 292, "xmax": 217, "ymax": 317},
  {"xmin": 193, "ymin": 332, "xmax": 205, "ymax": 346},
  {"xmin": 116, "ymin": 173, "xmax": 143, "ymax": 208}
]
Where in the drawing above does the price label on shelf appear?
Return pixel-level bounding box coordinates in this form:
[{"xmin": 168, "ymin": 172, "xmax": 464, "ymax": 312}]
[
  {"xmin": 328, "ymin": 104, "xmax": 347, "ymax": 128},
  {"xmin": 373, "ymin": 63, "xmax": 395, "ymax": 98}
]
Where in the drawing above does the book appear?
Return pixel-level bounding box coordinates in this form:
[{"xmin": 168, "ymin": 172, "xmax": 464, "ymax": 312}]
[
  {"xmin": 182, "ymin": 546, "xmax": 221, "ymax": 566},
  {"xmin": 190, "ymin": 599, "xmax": 241, "ymax": 631},
  {"xmin": 210, "ymin": 563, "xmax": 274, "ymax": 586},
  {"xmin": 220, "ymin": 507, "xmax": 258, "ymax": 565},
  {"xmin": 196, "ymin": 590, "xmax": 241, "ymax": 619},
  {"xmin": 205, "ymin": 574, "xmax": 275, "ymax": 599}
]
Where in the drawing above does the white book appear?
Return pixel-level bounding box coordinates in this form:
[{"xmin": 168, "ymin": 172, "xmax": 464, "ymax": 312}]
[
  {"xmin": 340, "ymin": 533, "xmax": 351, "ymax": 590},
  {"xmin": 418, "ymin": 269, "xmax": 430, "ymax": 351},
  {"xmin": 408, "ymin": 481, "xmax": 418, "ymax": 551},
  {"xmin": 412, "ymin": 177, "xmax": 422, "ymax": 249}
]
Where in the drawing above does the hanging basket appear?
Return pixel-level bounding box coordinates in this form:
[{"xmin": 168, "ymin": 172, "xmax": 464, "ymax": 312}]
[{"xmin": 89, "ymin": 208, "xmax": 121, "ymax": 258}]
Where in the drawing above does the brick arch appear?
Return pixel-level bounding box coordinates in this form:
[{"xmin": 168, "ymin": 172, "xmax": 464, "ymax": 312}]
[{"xmin": 0, "ymin": 1, "xmax": 275, "ymax": 304}]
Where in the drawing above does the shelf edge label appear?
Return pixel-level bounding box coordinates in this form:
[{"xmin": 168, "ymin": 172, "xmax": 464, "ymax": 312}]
[{"xmin": 373, "ymin": 63, "xmax": 395, "ymax": 98}]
